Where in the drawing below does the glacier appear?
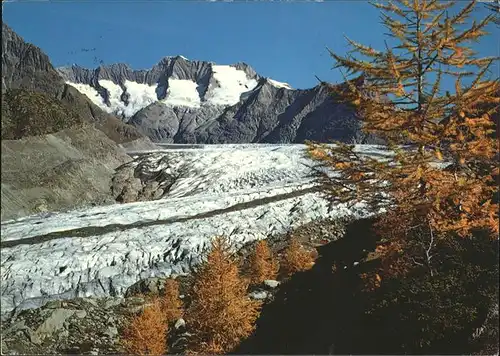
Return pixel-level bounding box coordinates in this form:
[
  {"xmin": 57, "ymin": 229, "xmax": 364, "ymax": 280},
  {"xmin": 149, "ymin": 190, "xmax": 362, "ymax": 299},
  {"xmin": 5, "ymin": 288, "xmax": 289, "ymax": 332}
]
[{"xmin": 0, "ymin": 144, "xmax": 391, "ymax": 317}]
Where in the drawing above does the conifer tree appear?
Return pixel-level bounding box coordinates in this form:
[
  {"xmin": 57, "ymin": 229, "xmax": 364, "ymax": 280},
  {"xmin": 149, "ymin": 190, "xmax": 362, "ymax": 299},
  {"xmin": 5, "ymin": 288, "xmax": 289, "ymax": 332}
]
[
  {"xmin": 249, "ymin": 239, "xmax": 279, "ymax": 285},
  {"xmin": 307, "ymin": 0, "xmax": 499, "ymax": 256},
  {"xmin": 281, "ymin": 237, "xmax": 316, "ymax": 277},
  {"xmin": 121, "ymin": 300, "xmax": 168, "ymax": 356},
  {"xmin": 161, "ymin": 278, "xmax": 183, "ymax": 323},
  {"xmin": 185, "ymin": 236, "xmax": 262, "ymax": 354}
]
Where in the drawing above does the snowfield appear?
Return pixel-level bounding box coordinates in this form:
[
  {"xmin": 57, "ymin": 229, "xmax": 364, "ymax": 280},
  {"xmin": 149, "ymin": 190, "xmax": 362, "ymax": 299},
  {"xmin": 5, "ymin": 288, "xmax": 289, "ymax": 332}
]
[
  {"xmin": 66, "ymin": 60, "xmax": 263, "ymax": 117},
  {"xmin": 163, "ymin": 78, "xmax": 202, "ymax": 108},
  {"xmin": 204, "ymin": 65, "xmax": 259, "ymax": 106},
  {"xmin": 0, "ymin": 144, "xmax": 390, "ymax": 317},
  {"xmin": 65, "ymin": 81, "xmax": 109, "ymax": 112},
  {"xmin": 268, "ymin": 78, "xmax": 293, "ymax": 90}
]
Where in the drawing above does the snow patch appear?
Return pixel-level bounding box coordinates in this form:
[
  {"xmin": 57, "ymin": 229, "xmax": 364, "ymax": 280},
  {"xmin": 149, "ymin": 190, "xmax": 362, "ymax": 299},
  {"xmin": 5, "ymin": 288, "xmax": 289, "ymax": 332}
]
[
  {"xmin": 162, "ymin": 79, "xmax": 201, "ymax": 108},
  {"xmin": 96, "ymin": 80, "xmax": 158, "ymax": 117},
  {"xmin": 65, "ymin": 82, "xmax": 110, "ymax": 112},
  {"xmin": 268, "ymin": 78, "xmax": 293, "ymax": 90},
  {"xmin": 123, "ymin": 80, "xmax": 158, "ymax": 116},
  {"xmin": 204, "ymin": 65, "xmax": 259, "ymax": 106},
  {"xmin": 97, "ymin": 79, "xmax": 127, "ymax": 117}
]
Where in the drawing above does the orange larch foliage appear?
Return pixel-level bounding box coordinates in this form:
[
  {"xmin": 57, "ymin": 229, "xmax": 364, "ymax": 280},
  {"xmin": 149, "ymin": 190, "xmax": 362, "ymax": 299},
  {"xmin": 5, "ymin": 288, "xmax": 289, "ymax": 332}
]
[
  {"xmin": 281, "ymin": 237, "xmax": 316, "ymax": 277},
  {"xmin": 307, "ymin": 0, "xmax": 499, "ymax": 286},
  {"xmin": 161, "ymin": 278, "xmax": 183, "ymax": 323},
  {"xmin": 249, "ymin": 239, "xmax": 279, "ymax": 285},
  {"xmin": 121, "ymin": 299, "xmax": 168, "ymax": 356},
  {"xmin": 185, "ymin": 236, "xmax": 262, "ymax": 354},
  {"xmin": 360, "ymin": 272, "xmax": 382, "ymax": 292},
  {"xmin": 308, "ymin": 0, "xmax": 498, "ymax": 237}
]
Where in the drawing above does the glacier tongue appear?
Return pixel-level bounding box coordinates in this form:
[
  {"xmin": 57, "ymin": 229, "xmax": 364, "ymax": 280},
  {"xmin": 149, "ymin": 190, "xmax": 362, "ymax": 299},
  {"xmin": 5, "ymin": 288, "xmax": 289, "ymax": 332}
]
[{"xmin": 0, "ymin": 144, "xmax": 385, "ymax": 316}]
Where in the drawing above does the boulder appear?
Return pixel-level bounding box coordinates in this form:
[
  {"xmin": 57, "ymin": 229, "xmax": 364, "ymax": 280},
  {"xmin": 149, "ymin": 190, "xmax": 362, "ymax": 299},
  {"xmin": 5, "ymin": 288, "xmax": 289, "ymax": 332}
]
[
  {"xmin": 103, "ymin": 326, "xmax": 118, "ymax": 339},
  {"xmin": 125, "ymin": 277, "xmax": 167, "ymax": 297},
  {"xmin": 35, "ymin": 308, "xmax": 75, "ymax": 338},
  {"xmin": 174, "ymin": 318, "xmax": 186, "ymax": 330},
  {"xmin": 263, "ymin": 280, "xmax": 280, "ymax": 289},
  {"xmin": 249, "ymin": 290, "xmax": 268, "ymax": 300}
]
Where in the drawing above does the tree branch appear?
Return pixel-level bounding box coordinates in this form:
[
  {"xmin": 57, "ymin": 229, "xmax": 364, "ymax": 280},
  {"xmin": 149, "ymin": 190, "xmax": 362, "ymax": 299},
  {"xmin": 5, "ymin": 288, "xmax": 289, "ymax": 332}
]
[{"xmin": 426, "ymin": 221, "xmax": 436, "ymax": 277}]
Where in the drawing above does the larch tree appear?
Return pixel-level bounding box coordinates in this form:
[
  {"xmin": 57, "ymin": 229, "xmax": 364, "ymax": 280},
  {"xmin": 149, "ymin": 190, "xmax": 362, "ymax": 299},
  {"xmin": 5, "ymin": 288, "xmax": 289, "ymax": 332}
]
[
  {"xmin": 121, "ymin": 299, "xmax": 168, "ymax": 356},
  {"xmin": 281, "ymin": 237, "xmax": 316, "ymax": 277},
  {"xmin": 185, "ymin": 236, "xmax": 262, "ymax": 354},
  {"xmin": 161, "ymin": 278, "xmax": 183, "ymax": 323},
  {"xmin": 121, "ymin": 280, "xmax": 183, "ymax": 356},
  {"xmin": 307, "ymin": 0, "xmax": 498, "ymax": 278},
  {"xmin": 248, "ymin": 239, "xmax": 279, "ymax": 285}
]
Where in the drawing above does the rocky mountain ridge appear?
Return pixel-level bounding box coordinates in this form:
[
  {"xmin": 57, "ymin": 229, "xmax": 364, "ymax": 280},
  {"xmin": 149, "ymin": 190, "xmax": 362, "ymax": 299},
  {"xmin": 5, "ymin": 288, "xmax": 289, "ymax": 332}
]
[
  {"xmin": 1, "ymin": 23, "xmax": 143, "ymax": 143},
  {"xmin": 1, "ymin": 23, "xmax": 152, "ymax": 221},
  {"xmin": 58, "ymin": 58, "xmax": 374, "ymax": 144}
]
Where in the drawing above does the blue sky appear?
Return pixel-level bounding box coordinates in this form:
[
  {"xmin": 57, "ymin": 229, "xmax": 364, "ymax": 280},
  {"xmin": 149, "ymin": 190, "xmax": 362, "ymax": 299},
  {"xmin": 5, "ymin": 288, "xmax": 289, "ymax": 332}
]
[{"xmin": 3, "ymin": 0, "xmax": 498, "ymax": 89}]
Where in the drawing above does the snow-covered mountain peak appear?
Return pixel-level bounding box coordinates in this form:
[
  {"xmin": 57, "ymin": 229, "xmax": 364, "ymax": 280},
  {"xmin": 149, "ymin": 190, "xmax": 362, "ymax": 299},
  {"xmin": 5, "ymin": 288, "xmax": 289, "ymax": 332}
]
[
  {"xmin": 267, "ymin": 78, "xmax": 293, "ymax": 89},
  {"xmin": 171, "ymin": 55, "xmax": 189, "ymax": 61},
  {"xmin": 58, "ymin": 58, "xmax": 263, "ymax": 117},
  {"xmin": 56, "ymin": 57, "xmax": 372, "ymax": 145}
]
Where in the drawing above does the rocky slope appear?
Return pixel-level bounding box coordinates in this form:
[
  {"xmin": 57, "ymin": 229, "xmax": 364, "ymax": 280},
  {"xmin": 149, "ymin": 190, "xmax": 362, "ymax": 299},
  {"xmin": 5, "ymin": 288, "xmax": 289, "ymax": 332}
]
[
  {"xmin": 58, "ymin": 59, "xmax": 375, "ymax": 144},
  {"xmin": 0, "ymin": 24, "xmax": 155, "ymax": 221},
  {"xmin": 1, "ymin": 124, "xmax": 132, "ymax": 221},
  {"xmin": 1, "ymin": 23, "xmax": 143, "ymax": 143}
]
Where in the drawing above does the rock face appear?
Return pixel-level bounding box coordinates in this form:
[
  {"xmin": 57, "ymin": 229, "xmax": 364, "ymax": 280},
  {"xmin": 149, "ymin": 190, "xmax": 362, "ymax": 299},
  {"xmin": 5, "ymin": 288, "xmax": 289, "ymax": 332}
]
[
  {"xmin": 110, "ymin": 152, "xmax": 184, "ymax": 203},
  {"xmin": 0, "ymin": 23, "xmax": 153, "ymax": 221},
  {"xmin": 1, "ymin": 23, "xmax": 143, "ymax": 144},
  {"xmin": 57, "ymin": 57, "xmax": 376, "ymax": 144},
  {"xmin": 0, "ymin": 297, "xmax": 136, "ymax": 355},
  {"xmin": 1, "ymin": 124, "xmax": 131, "ymax": 221},
  {"xmin": 1, "ymin": 23, "xmax": 62, "ymax": 95}
]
